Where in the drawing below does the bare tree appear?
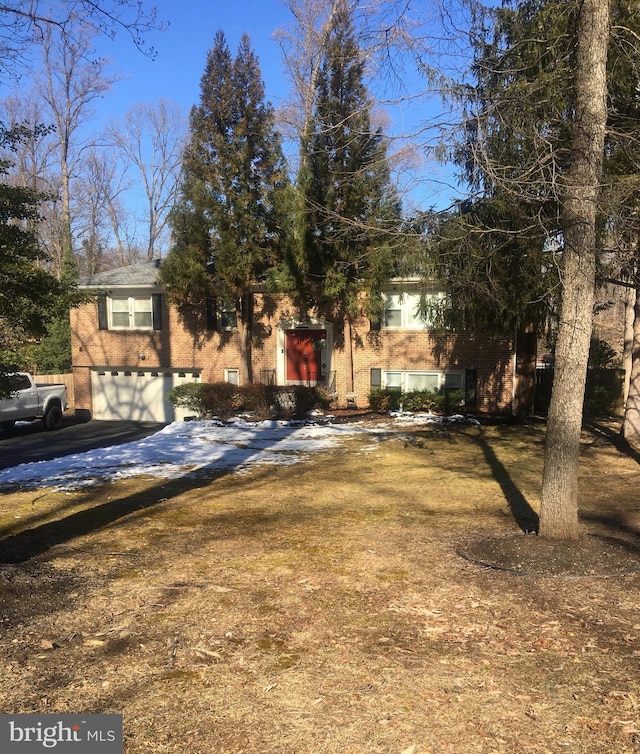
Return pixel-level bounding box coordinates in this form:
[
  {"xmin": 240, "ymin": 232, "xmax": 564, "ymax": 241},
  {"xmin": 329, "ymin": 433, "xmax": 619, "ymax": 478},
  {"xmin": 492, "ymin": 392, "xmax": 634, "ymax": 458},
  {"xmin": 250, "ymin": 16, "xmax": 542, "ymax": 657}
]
[
  {"xmin": 106, "ymin": 100, "xmax": 185, "ymax": 259},
  {"xmin": 0, "ymin": 93, "xmax": 71, "ymax": 280},
  {"xmin": 275, "ymin": 0, "xmax": 428, "ymax": 175},
  {"xmin": 97, "ymin": 151, "xmax": 140, "ymax": 267},
  {"xmin": 34, "ymin": 21, "xmax": 119, "ymax": 274},
  {"xmin": 73, "ymin": 148, "xmax": 114, "ymax": 274},
  {"xmin": 275, "ymin": 0, "xmax": 341, "ymax": 156},
  {"xmin": 0, "ymin": 0, "xmax": 164, "ymax": 80},
  {"xmin": 0, "ymin": 94, "xmax": 56, "ymax": 191}
]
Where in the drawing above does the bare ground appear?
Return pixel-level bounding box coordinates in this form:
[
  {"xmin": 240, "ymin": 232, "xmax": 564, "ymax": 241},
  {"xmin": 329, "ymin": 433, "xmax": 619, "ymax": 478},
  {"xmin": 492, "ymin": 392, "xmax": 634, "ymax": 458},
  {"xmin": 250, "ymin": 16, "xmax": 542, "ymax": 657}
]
[{"xmin": 1, "ymin": 417, "xmax": 640, "ymax": 754}]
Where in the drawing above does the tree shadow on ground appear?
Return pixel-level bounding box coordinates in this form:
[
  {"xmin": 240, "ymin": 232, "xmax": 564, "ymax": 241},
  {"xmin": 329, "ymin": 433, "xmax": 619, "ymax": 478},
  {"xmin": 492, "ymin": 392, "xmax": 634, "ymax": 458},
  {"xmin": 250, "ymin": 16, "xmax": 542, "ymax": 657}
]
[
  {"xmin": 0, "ymin": 421, "xmax": 313, "ymax": 564},
  {"xmin": 583, "ymin": 418, "xmax": 640, "ymax": 464},
  {"xmin": 0, "ymin": 472, "xmax": 224, "ymax": 564},
  {"xmin": 580, "ymin": 511, "xmax": 640, "ymax": 542},
  {"xmin": 473, "ymin": 434, "xmax": 539, "ymax": 533}
]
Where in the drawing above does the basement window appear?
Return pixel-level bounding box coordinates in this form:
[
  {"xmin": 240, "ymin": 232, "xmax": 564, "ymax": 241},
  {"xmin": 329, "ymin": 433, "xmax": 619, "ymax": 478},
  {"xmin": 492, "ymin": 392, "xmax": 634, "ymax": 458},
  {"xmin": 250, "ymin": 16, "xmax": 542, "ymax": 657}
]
[
  {"xmin": 382, "ymin": 370, "xmax": 464, "ymax": 393},
  {"xmin": 224, "ymin": 368, "xmax": 239, "ymax": 386}
]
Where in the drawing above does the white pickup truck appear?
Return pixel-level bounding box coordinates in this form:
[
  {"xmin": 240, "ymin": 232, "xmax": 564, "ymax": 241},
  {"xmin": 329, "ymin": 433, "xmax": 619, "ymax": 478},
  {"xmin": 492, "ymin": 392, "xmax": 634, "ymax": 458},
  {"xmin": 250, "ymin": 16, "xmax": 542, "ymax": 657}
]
[{"xmin": 0, "ymin": 373, "xmax": 67, "ymax": 431}]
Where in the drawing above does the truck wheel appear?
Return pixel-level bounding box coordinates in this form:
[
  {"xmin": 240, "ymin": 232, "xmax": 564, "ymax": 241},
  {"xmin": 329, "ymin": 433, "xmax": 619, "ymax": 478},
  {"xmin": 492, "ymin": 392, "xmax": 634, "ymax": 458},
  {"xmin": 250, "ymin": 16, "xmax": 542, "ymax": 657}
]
[
  {"xmin": 44, "ymin": 405, "xmax": 63, "ymax": 430},
  {"xmin": 0, "ymin": 420, "xmax": 15, "ymax": 432}
]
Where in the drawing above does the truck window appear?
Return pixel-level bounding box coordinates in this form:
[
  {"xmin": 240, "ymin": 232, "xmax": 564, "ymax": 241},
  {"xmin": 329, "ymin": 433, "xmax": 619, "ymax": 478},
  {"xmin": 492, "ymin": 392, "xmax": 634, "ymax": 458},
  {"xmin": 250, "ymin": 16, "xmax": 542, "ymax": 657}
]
[{"xmin": 9, "ymin": 374, "xmax": 32, "ymax": 391}]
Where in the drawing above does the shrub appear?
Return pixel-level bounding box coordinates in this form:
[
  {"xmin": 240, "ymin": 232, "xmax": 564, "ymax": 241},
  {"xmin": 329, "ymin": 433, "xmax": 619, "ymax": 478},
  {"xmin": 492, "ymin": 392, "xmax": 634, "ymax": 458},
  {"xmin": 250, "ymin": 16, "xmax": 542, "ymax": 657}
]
[
  {"xmin": 168, "ymin": 382, "xmax": 240, "ymax": 419},
  {"xmin": 403, "ymin": 388, "xmax": 464, "ymax": 414},
  {"xmin": 167, "ymin": 383, "xmax": 207, "ymax": 417},
  {"xmin": 269, "ymin": 385, "xmax": 331, "ymax": 418},
  {"xmin": 368, "ymin": 388, "xmax": 402, "ymax": 413},
  {"xmin": 200, "ymin": 382, "xmax": 240, "ymax": 419},
  {"xmin": 584, "ymin": 368, "xmax": 624, "ymax": 417},
  {"xmin": 369, "ymin": 387, "xmax": 464, "ymax": 415},
  {"xmin": 238, "ymin": 383, "xmax": 272, "ymax": 416},
  {"xmin": 169, "ymin": 382, "xmax": 331, "ymax": 421},
  {"xmin": 292, "ymin": 385, "xmax": 331, "ymax": 416}
]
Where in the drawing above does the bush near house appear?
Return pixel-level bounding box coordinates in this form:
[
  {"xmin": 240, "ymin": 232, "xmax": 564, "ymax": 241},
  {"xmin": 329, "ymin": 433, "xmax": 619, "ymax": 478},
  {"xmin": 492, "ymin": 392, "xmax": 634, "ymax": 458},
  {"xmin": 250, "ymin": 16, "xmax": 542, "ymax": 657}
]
[
  {"xmin": 535, "ymin": 367, "xmax": 624, "ymax": 417},
  {"xmin": 368, "ymin": 387, "xmax": 465, "ymax": 415},
  {"xmin": 168, "ymin": 382, "xmax": 331, "ymax": 420}
]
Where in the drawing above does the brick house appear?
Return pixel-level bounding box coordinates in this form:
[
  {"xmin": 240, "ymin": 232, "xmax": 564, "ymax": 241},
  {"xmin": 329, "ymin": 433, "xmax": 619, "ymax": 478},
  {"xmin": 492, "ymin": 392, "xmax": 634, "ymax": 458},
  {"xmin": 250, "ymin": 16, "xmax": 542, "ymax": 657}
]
[{"xmin": 70, "ymin": 259, "xmax": 536, "ymax": 422}]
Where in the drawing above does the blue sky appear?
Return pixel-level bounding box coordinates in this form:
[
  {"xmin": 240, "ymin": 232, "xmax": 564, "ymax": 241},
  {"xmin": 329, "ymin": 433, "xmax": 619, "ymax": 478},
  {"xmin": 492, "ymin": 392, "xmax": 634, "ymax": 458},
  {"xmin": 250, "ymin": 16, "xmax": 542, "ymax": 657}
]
[
  {"xmin": 95, "ymin": 0, "xmax": 299, "ymax": 123},
  {"xmin": 89, "ymin": 0, "xmax": 461, "ymax": 211}
]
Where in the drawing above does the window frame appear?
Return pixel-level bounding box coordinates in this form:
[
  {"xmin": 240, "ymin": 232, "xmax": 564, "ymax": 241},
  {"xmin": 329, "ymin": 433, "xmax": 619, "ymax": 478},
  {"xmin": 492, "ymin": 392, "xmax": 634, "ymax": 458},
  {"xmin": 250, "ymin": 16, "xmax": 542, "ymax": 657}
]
[
  {"xmin": 219, "ymin": 301, "xmax": 238, "ymax": 331},
  {"xmin": 105, "ymin": 294, "xmax": 160, "ymax": 331},
  {"xmin": 405, "ymin": 371, "xmax": 440, "ymax": 392},
  {"xmin": 224, "ymin": 368, "xmax": 239, "ymax": 386},
  {"xmin": 381, "ymin": 369, "xmax": 465, "ymax": 393},
  {"xmin": 381, "ymin": 288, "xmax": 445, "ymax": 330}
]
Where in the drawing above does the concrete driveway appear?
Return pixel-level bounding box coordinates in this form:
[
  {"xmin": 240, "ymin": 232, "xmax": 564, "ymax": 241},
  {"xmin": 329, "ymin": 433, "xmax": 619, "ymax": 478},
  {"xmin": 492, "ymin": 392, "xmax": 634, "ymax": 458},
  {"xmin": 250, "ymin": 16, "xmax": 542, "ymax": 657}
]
[{"xmin": 0, "ymin": 414, "xmax": 166, "ymax": 471}]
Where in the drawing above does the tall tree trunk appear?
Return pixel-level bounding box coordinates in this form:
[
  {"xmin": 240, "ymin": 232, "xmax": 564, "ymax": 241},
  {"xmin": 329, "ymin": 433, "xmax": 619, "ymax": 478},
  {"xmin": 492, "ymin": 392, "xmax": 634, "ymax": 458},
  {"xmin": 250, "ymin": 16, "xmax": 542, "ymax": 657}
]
[
  {"xmin": 623, "ymin": 284, "xmax": 636, "ymax": 408},
  {"xmin": 539, "ymin": 0, "xmax": 610, "ymax": 540},
  {"xmin": 60, "ymin": 155, "xmax": 74, "ymax": 276},
  {"xmin": 237, "ymin": 293, "xmax": 254, "ymax": 385},
  {"xmin": 344, "ymin": 313, "xmax": 354, "ymax": 395},
  {"xmin": 623, "ymin": 289, "xmax": 640, "ymax": 443}
]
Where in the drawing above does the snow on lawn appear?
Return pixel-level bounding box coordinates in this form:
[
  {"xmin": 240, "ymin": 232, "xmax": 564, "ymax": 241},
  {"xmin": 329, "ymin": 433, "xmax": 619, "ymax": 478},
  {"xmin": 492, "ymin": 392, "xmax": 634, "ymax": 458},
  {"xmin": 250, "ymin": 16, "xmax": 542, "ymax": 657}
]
[{"xmin": 0, "ymin": 413, "xmax": 478, "ymax": 492}]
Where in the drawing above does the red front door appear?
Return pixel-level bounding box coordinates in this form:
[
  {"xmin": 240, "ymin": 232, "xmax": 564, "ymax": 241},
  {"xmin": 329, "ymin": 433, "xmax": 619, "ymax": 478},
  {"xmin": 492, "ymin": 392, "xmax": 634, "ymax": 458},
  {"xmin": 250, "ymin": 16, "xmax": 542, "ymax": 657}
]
[{"xmin": 286, "ymin": 330, "xmax": 325, "ymax": 384}]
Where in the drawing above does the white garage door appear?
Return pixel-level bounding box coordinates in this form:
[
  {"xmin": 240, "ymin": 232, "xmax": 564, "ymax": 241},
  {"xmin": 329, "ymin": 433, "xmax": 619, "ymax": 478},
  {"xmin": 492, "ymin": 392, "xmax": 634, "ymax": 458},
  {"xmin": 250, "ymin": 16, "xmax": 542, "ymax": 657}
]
[{"xmin": 91, "ymin": 370, "xmax": 200, "ymax": 422}]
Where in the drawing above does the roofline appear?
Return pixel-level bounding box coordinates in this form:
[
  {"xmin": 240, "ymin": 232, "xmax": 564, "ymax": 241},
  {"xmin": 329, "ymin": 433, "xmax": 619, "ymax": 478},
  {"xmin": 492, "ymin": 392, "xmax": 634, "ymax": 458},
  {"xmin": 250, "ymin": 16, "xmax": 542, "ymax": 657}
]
[{"xmin": 78, "ymin": 283, "xmax": 161, "ymax": 290}]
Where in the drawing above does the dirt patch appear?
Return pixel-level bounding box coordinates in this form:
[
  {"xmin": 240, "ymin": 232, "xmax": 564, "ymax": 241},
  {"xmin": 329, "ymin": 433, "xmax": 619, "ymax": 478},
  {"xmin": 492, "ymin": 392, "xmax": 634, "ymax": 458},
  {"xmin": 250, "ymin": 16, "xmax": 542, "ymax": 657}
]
[
  {"xmin": 459, "ymin": 532, "xmax": 640, "ymax": 577},
  {"xmin": 1, "ymin": 418, "xmax": 640, "ymax": 753}
]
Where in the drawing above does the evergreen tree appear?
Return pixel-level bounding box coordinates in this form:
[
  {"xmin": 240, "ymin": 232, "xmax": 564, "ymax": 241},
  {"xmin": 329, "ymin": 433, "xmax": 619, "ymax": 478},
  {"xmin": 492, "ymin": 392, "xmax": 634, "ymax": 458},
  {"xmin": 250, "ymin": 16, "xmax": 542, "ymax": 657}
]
[
  {"xmin": 161, "ymin": 31, "xmax": 291, "ymax": 383},
  {"xmin": 427, "ymin": 195, "xmax": 556, "ymax": 334},
  {"xmin": 294, "ymin": 0, "xmax": 400, "ymax": 392},
  {"xmin": 428, "ymin": 0, "xmax": 581, "ymax": 335},
  {"xmin": 431, "ymin": 0, "xmax": 617, "ymax": 539},
  {"xmin": 0, "ymin": 124, "xmax": 71, "ymax": 391},
  {"xmin": 433, "ymin": 0, "xmax": 640, "ymax": 336},
  {"xmin": 22, "ymin": 241, "xmax": 81, "ymax": 374}
]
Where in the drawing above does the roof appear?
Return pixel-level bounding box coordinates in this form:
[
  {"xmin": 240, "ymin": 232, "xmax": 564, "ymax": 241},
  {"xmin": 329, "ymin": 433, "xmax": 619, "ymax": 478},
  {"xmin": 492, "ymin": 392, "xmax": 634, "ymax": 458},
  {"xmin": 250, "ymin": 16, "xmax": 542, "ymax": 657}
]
[{"xmin": 77, "ymin": 259, "xmax": 162, "ymax": 288}]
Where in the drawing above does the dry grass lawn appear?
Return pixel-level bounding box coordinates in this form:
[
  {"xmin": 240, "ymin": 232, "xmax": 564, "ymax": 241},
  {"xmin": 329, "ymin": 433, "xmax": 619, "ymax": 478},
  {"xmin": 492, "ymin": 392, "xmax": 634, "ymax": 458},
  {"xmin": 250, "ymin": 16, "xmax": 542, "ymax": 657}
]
[{"xmin": 1, "ymin": 417, "xmax": 640, "ymax": 753}]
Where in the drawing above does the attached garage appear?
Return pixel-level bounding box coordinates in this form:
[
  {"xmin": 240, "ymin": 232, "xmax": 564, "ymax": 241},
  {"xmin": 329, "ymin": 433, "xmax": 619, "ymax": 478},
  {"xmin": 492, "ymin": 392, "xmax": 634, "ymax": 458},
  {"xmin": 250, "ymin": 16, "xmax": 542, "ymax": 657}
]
[{"xmin": 91, "ymin": 369, "xmax": 200, "ymax": 422}]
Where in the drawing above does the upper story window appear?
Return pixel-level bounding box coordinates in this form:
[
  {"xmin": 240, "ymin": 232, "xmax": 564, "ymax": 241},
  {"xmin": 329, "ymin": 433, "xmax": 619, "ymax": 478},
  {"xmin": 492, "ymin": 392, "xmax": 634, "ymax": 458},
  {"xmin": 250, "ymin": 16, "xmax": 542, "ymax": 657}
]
[
  {"xmin": 98, "ymin": 293, "xmax": 162, "ymax": 331},
  {"xmin": 206, "ymin": 298, "xmax": 238, "ymax": 331},
  {"xmin": 219, "ymin": 301, "xmax": 238, "ymax": 330},
  {"xmin": 110, "ymin": 297, "xmax": 152, "ymax": 329},
  {"xmin": 383, "ymin": 290, "xmax": 445, "ymax": 330}
]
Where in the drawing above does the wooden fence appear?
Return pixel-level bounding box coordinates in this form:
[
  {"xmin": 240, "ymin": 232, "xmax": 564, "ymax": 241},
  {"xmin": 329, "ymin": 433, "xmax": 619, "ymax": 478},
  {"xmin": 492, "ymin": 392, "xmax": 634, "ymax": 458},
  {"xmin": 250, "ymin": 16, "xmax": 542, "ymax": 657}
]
[{"xmin": 34, "ymin": 373, "xmax": 74, "ymax": 409}]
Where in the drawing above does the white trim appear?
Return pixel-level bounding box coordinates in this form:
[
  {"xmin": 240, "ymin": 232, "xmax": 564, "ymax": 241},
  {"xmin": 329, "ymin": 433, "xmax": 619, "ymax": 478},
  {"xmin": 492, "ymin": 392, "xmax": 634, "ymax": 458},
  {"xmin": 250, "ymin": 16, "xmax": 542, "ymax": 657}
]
[
  {"xmin": 381, "ymin": 369, "xmax": 464, "ymax": 393},
  {"xmin": 224, "ymin": 368, "xmax": 240, "ymax": 386},
  {"xmin": 108, "ymin": 294, "xmax": 154, "ymax": 331}
]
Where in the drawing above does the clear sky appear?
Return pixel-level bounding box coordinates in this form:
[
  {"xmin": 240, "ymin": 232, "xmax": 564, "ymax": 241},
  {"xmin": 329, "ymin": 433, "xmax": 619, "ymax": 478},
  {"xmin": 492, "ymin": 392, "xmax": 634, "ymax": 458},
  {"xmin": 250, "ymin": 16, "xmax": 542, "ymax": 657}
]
[{"xmin": 95, "ymin": 0, "xmax": 298, "ymax": 123}]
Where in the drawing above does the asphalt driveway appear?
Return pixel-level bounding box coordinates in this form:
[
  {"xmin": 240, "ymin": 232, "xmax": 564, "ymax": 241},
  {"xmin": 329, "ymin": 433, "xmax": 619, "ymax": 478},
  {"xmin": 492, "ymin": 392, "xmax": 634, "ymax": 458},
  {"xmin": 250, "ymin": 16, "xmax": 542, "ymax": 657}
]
[{"xmin": 0, "ymin": 415, "xmax": 166, "ymax": 471}]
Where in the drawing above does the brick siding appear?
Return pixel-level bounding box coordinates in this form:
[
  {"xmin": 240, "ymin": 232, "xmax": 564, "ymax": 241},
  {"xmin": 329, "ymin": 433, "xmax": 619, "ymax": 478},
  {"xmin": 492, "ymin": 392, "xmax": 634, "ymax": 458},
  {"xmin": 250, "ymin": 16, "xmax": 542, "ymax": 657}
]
[{"xmin": 71, "ymin": 293, "xmax": 533, "ymax": 416}]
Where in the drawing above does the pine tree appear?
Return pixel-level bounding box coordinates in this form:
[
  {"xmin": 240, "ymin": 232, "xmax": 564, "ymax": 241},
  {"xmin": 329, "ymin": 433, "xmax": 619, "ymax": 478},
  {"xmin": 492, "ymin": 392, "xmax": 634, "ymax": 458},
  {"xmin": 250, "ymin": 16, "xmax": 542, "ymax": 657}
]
[
  {"xmin": 432, "ymin": 0, "xmax": 615, "ymax": 539},
  {"xmin": 295, "ymin": 0, "xmax": 400, "ymax": 392},
  {"xmin": 161, "ymin": 30, "xmax": 290, "ymax": 383},
  {"xmin": 0, "ymin": 124, "xmax": 70, "ymax": 389}
]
